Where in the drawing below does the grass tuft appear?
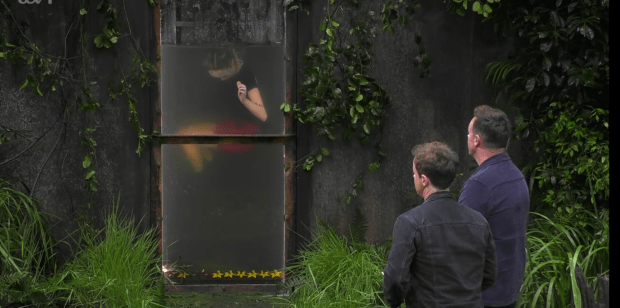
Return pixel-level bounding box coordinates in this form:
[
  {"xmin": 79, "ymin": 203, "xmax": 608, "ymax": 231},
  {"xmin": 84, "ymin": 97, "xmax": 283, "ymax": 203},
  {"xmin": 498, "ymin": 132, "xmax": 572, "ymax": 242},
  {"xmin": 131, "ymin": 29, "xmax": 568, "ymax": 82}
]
[
  {"xmin": 276, "ymin": 223, "xmax": 389, "ymax": 308},
  {"xmin": 518, "ymin": 209, "xmax": 609, "ymax": 307},
  {"xmin": 56, "ymin": 197, "xmax": 164, "ymax": 307}
]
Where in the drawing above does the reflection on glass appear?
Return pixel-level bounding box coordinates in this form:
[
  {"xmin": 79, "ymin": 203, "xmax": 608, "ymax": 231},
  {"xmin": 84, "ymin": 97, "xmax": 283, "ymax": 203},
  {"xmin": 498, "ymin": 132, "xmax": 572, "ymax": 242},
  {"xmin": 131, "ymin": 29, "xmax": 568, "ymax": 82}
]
[
  {"xmin": 161, "ymin": 45, "xmax": 285, "ymax": 137},
  {"xmin": 162, "ymin": 144, "xmax": 284, "ymax": 282}
]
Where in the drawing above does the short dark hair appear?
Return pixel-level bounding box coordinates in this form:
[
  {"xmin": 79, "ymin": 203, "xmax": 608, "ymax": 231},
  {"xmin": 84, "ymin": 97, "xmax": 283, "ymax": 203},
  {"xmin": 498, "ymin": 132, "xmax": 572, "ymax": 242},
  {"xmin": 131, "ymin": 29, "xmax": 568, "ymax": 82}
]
[
  {"xmin": 473, "ymin": 105, "xmax": 512, "ymax": 149},
  {"xmin": 411, "ymin": 141, "xmax": 459, "ymax": 190},
  {"xmin": 203, "ymin": 47, "xmax": 239, "ymax": 70}
]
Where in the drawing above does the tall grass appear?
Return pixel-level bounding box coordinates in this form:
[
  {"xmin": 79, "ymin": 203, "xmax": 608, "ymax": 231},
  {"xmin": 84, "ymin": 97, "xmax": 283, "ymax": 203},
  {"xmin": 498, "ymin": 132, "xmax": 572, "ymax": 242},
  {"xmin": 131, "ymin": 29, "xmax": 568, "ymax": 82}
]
[
  {"xmin": 0, "ymin": 180, "xmax": 57, "ymax": 306},
  {"xmin": 518, "ymin": 209, "xmax": 609, "ymax": 308},
  {"xmin": 59, "ymin": 201, "xmax": 164, "ymax": 307},
  {"xmin": 276, "ymin": 223, "xmax": 389, "ymax": 308}
]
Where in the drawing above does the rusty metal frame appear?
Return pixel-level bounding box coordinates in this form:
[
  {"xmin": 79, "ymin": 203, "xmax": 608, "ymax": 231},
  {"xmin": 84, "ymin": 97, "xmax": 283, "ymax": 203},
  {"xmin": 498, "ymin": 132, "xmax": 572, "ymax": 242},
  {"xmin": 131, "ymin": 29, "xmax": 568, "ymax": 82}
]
[{"xmin": 151, "ymin": 1, "xmax": 297, "ymax": 293}]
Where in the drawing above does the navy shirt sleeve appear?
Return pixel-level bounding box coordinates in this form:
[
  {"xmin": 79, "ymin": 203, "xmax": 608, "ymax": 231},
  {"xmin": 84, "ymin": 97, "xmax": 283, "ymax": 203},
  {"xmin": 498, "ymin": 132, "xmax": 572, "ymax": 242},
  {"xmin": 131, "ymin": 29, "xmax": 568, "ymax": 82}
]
[
  {"xmin": 383, "ymin": 216, "xmax": 417, "ymax": 308},
  {"xmin": 459, "ymin": 179, "xmax": 491, "ymax": 218},
  {"xmin": 482, "ymin": 223, "xmax": 498, "ymax": 291}
]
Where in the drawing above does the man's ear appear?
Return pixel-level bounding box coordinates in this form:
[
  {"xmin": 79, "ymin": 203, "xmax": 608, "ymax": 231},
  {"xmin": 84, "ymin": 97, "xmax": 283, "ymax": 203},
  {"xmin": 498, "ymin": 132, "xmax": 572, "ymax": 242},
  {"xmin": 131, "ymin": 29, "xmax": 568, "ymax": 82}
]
[
  {"xmin": 474, "ymin": 134, "xmax": 482, "ymax": 148},
  {"xmin": 420, "ymin": 174, "xmax": 429, "ymax": 187}
]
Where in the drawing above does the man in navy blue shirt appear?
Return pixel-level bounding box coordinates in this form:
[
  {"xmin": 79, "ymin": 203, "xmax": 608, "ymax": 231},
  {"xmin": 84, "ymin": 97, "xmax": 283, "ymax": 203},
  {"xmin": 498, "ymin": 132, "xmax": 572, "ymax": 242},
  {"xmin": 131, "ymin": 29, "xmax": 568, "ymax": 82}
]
[
  {"xmin": 459, "ymin": 105, "xmax": 530, "ymax": 308},
  {"xmin": 383, "ymin": 141, "xmax": 497, "ymax": 307}
]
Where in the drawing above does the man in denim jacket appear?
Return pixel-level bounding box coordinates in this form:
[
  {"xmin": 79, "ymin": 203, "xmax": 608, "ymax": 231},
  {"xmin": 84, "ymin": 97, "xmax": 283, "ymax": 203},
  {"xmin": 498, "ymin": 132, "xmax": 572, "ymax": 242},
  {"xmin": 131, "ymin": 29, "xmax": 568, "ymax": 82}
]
[
  {"xmin": 383, "ymin": 141, "xmax": 497, "ymax": 307},
  {"xmin": 459, "ymin": 106, "xmax": 529, "ymax": 308}
]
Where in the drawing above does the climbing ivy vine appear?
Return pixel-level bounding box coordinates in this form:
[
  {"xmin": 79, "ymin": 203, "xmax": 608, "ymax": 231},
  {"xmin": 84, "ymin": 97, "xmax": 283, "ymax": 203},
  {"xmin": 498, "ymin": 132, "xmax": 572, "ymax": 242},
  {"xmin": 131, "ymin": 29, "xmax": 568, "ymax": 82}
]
[
  {"xmin": 0, "ymin": 0, "xmax": 157, "ymax": 210},
  {"xmin": 483, "ymin": 0, "xmax": 609, "ymax": 217},
  {"xmin": 283, "ymin": 0, "xmax": 499, "ymax": 205}
]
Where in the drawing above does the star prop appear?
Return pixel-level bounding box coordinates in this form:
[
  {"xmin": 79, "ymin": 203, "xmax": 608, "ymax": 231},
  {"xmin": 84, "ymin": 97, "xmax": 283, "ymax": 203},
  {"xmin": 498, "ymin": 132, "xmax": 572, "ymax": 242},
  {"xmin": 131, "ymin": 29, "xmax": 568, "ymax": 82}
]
[
  {"xmin": 213, "ymin": 271, "xmax": 223, "ymax": 278},
  {"xmin": 248, "ymin": 270, "xmax": 258, "ymax": 278},
  {"xmin": 224, "ymin": 270, "xmax": 234, "ymax": 278},
  {"xmin": 259, "ymin": 271, "xmax": 270, "ymax": 278},
  {"xmin": 270, "ymin": 270, "xmax": 282, "ymax": 278},
  {"xmin": 177, "ymin": 272, "xmax": 190, "ymax": 279},
  {"xmin": 236, "ymin": 271, "xmax": 247, "ymax": 278}
]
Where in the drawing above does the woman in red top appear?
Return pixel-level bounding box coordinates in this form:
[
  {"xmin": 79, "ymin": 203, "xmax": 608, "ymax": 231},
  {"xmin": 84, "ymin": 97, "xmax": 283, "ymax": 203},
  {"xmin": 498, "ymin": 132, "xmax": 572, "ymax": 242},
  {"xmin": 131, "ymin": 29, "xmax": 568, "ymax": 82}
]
[{"xmin": 177, "ymin": 48, "xmax": 268, "ymax": 171}]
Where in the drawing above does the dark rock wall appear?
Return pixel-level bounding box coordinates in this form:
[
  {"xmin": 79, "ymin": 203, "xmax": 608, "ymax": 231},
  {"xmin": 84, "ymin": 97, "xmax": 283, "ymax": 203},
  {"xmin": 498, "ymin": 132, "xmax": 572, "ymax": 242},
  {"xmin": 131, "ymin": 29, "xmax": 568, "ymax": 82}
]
[
  {"xmin": 1, "ymin": 0, "xmax": 516, "ymax": 261},
  {"xmin": 0, "ymin": 0, "xmax": 155, "ymax": 263},
  {"xmin": 295, "ymin": 0, "xmax": 515, "ymax": 245}
]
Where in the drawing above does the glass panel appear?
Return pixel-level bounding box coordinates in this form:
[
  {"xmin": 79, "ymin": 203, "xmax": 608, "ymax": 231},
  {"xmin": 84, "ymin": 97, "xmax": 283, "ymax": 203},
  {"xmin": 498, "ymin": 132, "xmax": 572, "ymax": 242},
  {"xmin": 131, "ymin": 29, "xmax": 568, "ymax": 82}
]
[
  {"xmin": 162, "ymin": 144, "xmax": 285, "ymax": 283},
  {"xmin": 161, "ymin": 45, "xmax": 285, "ymax": 136}
]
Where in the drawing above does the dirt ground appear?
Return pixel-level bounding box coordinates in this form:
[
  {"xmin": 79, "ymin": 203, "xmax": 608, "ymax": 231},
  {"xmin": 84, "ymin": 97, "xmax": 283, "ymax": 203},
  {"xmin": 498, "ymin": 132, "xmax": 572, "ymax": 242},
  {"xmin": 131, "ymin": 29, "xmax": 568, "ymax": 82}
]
[{"xmin": 166, "ymin": 292, "xmax": 283, "ymax": 308}]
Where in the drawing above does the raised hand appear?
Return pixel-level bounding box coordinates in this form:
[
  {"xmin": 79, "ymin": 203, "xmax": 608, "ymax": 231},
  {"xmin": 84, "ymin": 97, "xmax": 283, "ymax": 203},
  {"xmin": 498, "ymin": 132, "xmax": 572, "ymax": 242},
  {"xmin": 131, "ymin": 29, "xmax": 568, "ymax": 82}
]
[{"xmin": 237, "ymin": 82, "xmax": 247, "ymax": 103}]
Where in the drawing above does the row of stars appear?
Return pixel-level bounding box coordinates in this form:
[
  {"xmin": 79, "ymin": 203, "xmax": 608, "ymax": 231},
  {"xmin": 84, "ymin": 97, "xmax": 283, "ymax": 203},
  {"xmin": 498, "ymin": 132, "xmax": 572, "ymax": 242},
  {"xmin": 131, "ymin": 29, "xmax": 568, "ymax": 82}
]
[{"xmin": 177, "ymin": 270, "xmax": 282, "ymax": 279}]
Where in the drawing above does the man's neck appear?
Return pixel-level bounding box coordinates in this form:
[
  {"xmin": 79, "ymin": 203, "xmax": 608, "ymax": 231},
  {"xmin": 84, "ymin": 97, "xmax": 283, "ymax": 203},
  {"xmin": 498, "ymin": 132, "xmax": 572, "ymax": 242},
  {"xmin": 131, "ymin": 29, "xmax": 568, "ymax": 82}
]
[
  {"xmin": 475, "ymin": 147, "xmax": 506, "ymax": 166},
  {"xmin": 422, "ymin": 187, "xmax": 448, "ymax": 201}
]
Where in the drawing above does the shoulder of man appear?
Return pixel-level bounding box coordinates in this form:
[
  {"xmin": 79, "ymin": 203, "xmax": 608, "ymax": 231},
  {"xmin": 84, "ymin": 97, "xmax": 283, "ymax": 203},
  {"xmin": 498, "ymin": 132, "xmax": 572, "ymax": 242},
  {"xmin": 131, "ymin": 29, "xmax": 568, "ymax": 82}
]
[{"xmin": 396, "ymin": 206, "xmax": 428, "ymax": 228}]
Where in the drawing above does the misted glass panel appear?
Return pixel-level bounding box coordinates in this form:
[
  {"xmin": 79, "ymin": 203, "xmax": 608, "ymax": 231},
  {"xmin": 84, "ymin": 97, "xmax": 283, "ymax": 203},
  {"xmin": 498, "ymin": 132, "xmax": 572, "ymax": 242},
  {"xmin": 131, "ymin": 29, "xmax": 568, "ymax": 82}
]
[
  {"xmin": 161, "ymin": 45, "xmax": 285, "ymax": 136},
  {"xmin": 162, "ymin": 144, "xmax": 284, "ymax": 283}
]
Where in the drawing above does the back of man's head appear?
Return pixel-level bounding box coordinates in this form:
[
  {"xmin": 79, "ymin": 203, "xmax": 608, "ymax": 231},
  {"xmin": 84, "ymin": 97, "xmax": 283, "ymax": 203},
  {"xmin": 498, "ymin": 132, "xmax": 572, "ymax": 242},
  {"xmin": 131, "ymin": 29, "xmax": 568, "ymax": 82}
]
[
  {"xmin": 411, "ymin": 141, "xmax": 459, "ymax": 190},
  {"xmin": 473, "ymin": 105, "xmax": 512, "ymax": 149}
]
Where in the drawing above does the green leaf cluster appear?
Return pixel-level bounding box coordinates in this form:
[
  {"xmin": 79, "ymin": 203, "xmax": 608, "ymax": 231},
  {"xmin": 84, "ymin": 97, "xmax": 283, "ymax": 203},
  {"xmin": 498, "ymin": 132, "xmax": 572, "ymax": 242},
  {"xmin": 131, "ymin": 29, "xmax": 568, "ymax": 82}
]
[
  {"xmin": 1, "ymin": 1, "xmax": 157, "ymax": 202},
  {"xmin": 485, "ymin": 0, "xmax": 609, "ymax": 216},
  {"xmin": 447, "ymin": 0, "xmax": 499, "ymax": 17},
  {"xmin": 531, "ymin": 103, "xmax": 608, "ymax": 214},
  {"xmin": 276, "ymin": 222, "xmax": 390, "ymax": 307},
  {"xmin": 380, "ymin": 0, "xmax": 421, "ymax": 34},
  {"xmin": 0, "ymin": 180, "xmax": 57, "ymax": 307},
  {"xmin": 519, "ymin": 210, "xmax": 608, "ymax": 307},
  {"xmin": 93, "ymin": 0, "xmax": 120, "ymax": 49}
]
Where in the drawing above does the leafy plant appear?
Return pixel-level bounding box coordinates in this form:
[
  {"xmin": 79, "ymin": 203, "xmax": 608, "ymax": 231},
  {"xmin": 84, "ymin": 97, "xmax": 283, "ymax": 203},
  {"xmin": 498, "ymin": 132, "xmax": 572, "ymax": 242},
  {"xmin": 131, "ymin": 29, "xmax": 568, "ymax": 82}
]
[
  {"xmin": 518, "ymin": 209, "xmax": 609, "ymax": 307},
  {"xmin": 276, "ymin": 222, "xmax": 389, "ymax": 308},
  {"xmin": 0, "ymin": 179, "xmax": 58, "ymax": 307},
  {"xmin": 57, "ymin": 199, "xmax": 163, "ymax": 307},
  {"xmin": 446, "ymin": 0, "xmax": 500, "ymax": 17},
  {"xmin": 531, "ymin": 103, "xmax": 608, "ymax": 215},
  {"xmin": 0, "ymin": 0, "xmax": 157, "ymax": 204},
  {"xmin": 484, "ymin": 0, "xmax": 609, "ymax": 216}
]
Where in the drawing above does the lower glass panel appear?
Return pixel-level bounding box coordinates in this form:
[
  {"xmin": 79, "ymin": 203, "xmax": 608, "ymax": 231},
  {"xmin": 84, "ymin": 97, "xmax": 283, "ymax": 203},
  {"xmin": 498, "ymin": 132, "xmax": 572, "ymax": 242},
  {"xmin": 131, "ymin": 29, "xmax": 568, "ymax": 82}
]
[{"xmin": 162, "ymin": 144, "xmax": 284, "ymax": 284}]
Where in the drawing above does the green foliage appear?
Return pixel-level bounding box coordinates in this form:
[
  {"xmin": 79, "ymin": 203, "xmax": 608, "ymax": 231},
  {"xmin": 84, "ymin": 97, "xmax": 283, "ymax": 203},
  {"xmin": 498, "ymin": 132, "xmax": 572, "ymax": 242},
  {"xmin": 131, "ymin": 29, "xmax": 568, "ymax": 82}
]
[
  {"xmin": 94, "ymin": 0, "xmax": 120, "ymax": 49},
  {"xmin": 446, "ymin": 0, "xmax": 500, "ymax": 17},
  {"xmin": 531, "ymin": 103, "xmax": 608, "ymax": 214},
  {"xmin": 0, "ymin": 185, "xmax": 163, "ymax": 307},
  {"xmin": 380, "ymin": 0, "xmax": 421, "ymax": 35},
  {"xmin": 276, "ymin": 223, "xmax": 389, "ymax": 308},
  {"xmin": 518, "ymin": 210, "xmax": 609, "ymax": 307},
  {"xmin": 58, "ymin": 202, "xmax": 163, "ymax": 307},
  {"xmin": 287, "ymin": 0, "xmax": 403, "ymax": 206},
  {"xmin": 0, "ymin": 180, "xmax": 58, "ymax": 307},
  {"xmin": 0, "ymin": 1, "xmax": 157, "ymax": 203},
  {"xmin": 285, "ymin": 0, "xmax": 313, "ymax": 15},
  {"xmin": 485, "ymin": 0, "xmax": 609, "ymax": 215}
]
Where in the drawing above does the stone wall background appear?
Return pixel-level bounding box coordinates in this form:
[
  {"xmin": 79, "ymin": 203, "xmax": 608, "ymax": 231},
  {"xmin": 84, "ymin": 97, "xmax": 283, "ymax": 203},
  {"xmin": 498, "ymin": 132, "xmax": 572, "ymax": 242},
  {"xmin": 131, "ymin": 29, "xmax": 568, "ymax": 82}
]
[{"xmin": 0, "ymin": 0, "xmax": 519, "ymax": 262}]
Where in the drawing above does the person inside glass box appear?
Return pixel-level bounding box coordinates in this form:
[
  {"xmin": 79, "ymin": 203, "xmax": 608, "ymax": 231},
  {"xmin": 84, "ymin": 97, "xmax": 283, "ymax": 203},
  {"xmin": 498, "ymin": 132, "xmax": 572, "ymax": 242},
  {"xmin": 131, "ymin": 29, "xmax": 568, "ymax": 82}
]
[{"xmin": 177, "ymin": 47, "xmax": 268, "ymax": 171}]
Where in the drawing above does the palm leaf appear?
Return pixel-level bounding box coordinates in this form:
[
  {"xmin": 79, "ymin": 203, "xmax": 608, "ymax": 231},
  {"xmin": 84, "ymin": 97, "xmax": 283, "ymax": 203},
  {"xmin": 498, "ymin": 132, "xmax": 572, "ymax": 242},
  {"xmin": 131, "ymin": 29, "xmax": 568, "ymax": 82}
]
[
  {"xmin": 349, "ymin": 208, "xmax": 368, "ymax": 244},
  {"xmin": 485, "ymin": 59, "xmax": 522, "ymax": 85}
]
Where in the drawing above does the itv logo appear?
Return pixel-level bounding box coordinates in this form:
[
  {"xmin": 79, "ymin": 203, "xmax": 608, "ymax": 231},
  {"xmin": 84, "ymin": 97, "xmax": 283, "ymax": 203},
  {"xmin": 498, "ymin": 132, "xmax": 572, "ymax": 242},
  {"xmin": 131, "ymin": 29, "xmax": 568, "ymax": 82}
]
[{"xmin": 19, "ymin": 0, "xmax": 53, "ymax": 4}]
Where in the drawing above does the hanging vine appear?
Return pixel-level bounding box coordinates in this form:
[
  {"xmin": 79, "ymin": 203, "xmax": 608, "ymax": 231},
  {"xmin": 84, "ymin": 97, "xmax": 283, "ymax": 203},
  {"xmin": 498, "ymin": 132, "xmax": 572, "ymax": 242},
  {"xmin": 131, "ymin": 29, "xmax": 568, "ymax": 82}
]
[
  {"xmin": 283, "ymin": 0, "xmax": 493, "ymax": 205},
  {"xmin": 0, "ymin": 0, "xmax": 157, "ymax": 209}
]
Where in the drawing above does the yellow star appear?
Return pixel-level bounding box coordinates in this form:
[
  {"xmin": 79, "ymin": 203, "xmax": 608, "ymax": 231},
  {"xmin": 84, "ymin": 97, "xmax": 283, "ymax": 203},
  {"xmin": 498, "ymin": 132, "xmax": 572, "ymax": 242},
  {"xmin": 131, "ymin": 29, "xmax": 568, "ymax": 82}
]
[
  {"xmin": 236, "ymin": 271, "xmax": 247, "ymax": 278},
  {"xmin": 213, "ymin": 271, "xmax": 223, "ymax": 278},
  {"xmin": 177, "ymin": 272, "xmax": 190, "ymax": 278},
  {"xmin": 247, "ymin": 270, "xmax": 258, "ymax": 278},
  {"xmin": 259, "ymin": 271, "xmax": 270, "ymax": 278},
  {"xmin": 270, "ymin": 270, "xmax": 282, "ymax": 278},
  {"xmin": 224, "ymin": 270, "xmax": 234, "ymax": 278}
]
